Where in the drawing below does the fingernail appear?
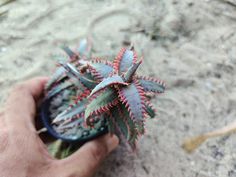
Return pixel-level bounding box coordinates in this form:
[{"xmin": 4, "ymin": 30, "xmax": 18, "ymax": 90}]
[{"xmin": 106, "ymin": 134, "xmax": 119, "ymax": 153}]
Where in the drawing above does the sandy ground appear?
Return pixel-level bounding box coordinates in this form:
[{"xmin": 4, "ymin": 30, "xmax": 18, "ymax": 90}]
[{"xmin": 1, "ymin": 0, "xmax": 236, "ymax": 176}]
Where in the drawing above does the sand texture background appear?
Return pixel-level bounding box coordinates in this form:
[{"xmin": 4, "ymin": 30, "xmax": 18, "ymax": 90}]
[{"xmin": 1, "ymin": 0, "xmax": 236, "ymax": 176}]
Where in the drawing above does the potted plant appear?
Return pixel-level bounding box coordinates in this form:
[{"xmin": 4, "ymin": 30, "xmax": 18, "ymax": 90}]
[{"xmin": 40, "ymin": 39, "xmax": 165, "ymax": 158}]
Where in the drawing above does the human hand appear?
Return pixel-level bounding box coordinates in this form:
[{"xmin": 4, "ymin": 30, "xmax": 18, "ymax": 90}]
[{"xmin": 0, "ymin": 77, "xmax": 119, "ymax": 177}]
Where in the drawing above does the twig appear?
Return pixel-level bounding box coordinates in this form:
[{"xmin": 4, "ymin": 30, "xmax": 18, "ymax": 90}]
[{"xmin": 182, "ymin": 119, "xmax": 236, "ymax": 153}]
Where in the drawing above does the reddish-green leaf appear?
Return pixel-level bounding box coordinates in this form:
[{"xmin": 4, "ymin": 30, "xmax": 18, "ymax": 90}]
[
  {"xmin": 113, "ymin": 48, "xmax": 138, "ymax": 74},
  {"xmin": 123, "ymin": 61, "xmax": 142, "ymax": 82},
  {"xmin": 110, "ymin": 106, "xmax": 129, "ymax": 139},
  {"xmin": 138, "ymin": 76, "xmax": 165, "ymax": 93},
  {"xmin": 61, "ymin": 63, "xmax": 98, "ymax": 89},
  {"xmin": 118, "ymin": 81, "xmax": 146, "ymax": 122},
  {"xmin": 85, "ymin": 88, "xmax": 118, "ymax": 124},
  {"xmin": 47, "ymin": 81, "xmax": 74, "ymax": 99},
  {"xmin": 119, "ymin": 104, "xmax": 141, "ymax": 149},
  {"xmin": 88, "ymin": 60, "xmax": 113, "ymax": 80},
  {"xmin": 76, "ymin": 38, "xmax": 92, "ymax": 59},
  {"xmin": 53, "ymin": 99, "xmax": 87, "ymax": 125},
  {"xmin": 144, "ymin": 102, "xmax": 156, "ymax": 118},
  {"xmin": 61, "ymin": 46, "xmax": 78, "ymax": 61},
  {"xmin": 90, "ymin": 75, "xmax": 128, "ymax": 96}
]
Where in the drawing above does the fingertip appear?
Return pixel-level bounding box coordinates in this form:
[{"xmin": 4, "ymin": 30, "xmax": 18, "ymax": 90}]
[
  {"xmin": 81, "ymin": 133, "xmax": 119, "ymax": 160},
  {"xmin": 104, "ymin": 134, "xmax": 119, "ymax": 153},
  {"xmin": 61, "ymin": 134, "xmax": 119, "ymax": 164}
]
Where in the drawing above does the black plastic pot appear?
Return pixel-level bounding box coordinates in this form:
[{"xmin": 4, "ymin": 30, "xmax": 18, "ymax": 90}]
[{"xmin": 40, "ymin": 98, "xmax": 108, "ymax": 143}]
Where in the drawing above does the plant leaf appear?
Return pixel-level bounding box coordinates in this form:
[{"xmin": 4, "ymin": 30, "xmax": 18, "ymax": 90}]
[
  {"xmin": 106, "ymin": 113, "xmax": 116, "ymax": 135},
  {"xmin": 61, "ymin": 63, "xmax": 98, "ymax": 89},
  {"xmin": 47, "ymin": 140, "xmax": 63, "ymax": 158},
  {"xmin": 138, "ymin": 76, "xmax": 165, "ymax": 93},
  {"xmin": 88, "ymin": 61, "xmax": 113, "ymax": 80},
  {"xmin": 144, "ymin": 102, "xmax": 156, "ymax": 118},
  {"xmin": 107, "ymin": 103, "xmax": 141, "ymax": 149},
  {"xmin": 76, "ymin": 88, "xmax": 91, "ymax": 102},
  {"xmin": 85, "ymin": 88, "xmax": 118, "ymax": 124},
  {"xmin": 61, "ymin": 46, "xmax": 78, "ymax": 61},
  {"xmin": 118, "ymin": 82, "xmax": 146, "ymax": 122},
  {"xmin": 113, "ymin": 48, "xmax": 138, "ymax": 74},
  {"xmin": 90, "ymin": 75, "xmax": 128, "ymax": 96},
  {"xmin": 56, "ymin": 116, "xmax": 84, "ymax": 131},
  {"xmin": 123, "ymin": 61, "xmax": 142, "ymax": 82},
  {"xmin": 82, "ymin": 73, "xmax": 98, "ymax": 89},
  {"xmin": 53, "ymin": 99, "xmax": 87, "ymax": 124},
  {"xmin": 46, "ymin": 81, "xmax": 74, "ymax": 99},
  {"xmin": 77, "ymin": 38, "xmax": 92, "ymax": 59},
  {"xmin": 109, "ymin": 106, "xmax": 129, "ymax": 139},
  {"xmin": 60, "ymin": 145, "xmax": 73, "ymax": 159},
  {"xmin": 119, "ymin": 104, "xmax": 140, "ymax": 149},
  {"xmin": 45, "ymin": 66, "xmax": 66, "ymax": 90}
]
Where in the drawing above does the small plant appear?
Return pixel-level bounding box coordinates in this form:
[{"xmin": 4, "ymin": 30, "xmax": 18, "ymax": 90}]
[{"xmin": 41, "ymin": 39, "xmax": 165, "ymax": 155}]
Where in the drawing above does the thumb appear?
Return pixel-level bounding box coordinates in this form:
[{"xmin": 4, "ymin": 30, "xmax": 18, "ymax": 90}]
[{"xmin": 54, "ymin": 134, "xmax": 119, "ymax": 177}]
